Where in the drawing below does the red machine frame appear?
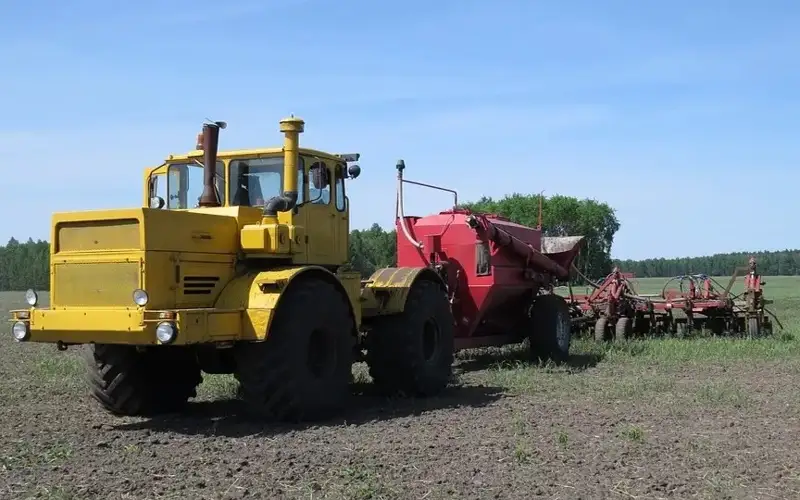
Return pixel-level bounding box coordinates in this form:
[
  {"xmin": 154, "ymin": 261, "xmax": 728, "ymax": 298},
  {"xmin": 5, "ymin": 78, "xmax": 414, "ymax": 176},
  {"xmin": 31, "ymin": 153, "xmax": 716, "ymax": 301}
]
[{"xmin": 569, "ymin": 257, "xmax": 782, "ymax": 340}]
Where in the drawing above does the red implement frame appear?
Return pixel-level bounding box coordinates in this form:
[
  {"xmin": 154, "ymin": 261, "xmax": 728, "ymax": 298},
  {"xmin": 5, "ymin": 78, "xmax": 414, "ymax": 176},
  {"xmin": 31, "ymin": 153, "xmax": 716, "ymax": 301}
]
[{"xmin": 568, "ymin": 256, "xmax": 782, "ymax": 341}]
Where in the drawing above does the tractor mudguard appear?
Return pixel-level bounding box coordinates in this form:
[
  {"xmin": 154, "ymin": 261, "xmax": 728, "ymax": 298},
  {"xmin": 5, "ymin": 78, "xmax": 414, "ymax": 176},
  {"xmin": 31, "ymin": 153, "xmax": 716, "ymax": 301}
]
[
  {"xmin": 360, "ymin": 266, "xmax": 446, "ymax": 318},
  {"xmin": 214, "ymin": 265, "xmax": 358, "ymax": 341}
]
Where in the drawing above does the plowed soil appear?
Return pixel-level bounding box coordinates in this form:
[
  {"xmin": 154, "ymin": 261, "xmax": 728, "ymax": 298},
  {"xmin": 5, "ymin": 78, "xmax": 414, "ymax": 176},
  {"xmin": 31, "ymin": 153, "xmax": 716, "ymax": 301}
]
[{"xmin": 2, "ymin": 290, "xmax": 800, "ymax": 500}]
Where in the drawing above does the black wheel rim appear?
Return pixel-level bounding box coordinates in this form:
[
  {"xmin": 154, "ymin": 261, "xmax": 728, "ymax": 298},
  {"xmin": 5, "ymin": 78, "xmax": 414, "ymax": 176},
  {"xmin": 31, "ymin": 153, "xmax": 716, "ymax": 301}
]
[
  {"xmin": 307, "ymin": 328, "xmax": 336, "ymax": 378},
  {"xmin": 422, "ymin": 318, "xmax": 440, "ymax": 362}
]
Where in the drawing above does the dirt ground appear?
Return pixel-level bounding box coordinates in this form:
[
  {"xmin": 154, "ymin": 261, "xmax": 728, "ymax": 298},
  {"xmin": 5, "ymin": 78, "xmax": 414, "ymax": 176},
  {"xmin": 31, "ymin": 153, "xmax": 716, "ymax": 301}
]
[{"xmin": 2, "ymin": 332, "xmax": 800, "ymax": 500}]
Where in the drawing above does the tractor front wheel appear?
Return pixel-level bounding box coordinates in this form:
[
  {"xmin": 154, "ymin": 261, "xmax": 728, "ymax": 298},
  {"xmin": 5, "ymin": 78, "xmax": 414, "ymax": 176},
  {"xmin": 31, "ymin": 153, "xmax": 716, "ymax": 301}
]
[
  {"xmin": 234, "ymin": 279, "xmax": 355, "ymax": 422},
  {"xmin": 366, "ymin": 279, "xmax": 455, "ymax": 397},
  {"xmin": 530, "ymin": 294, "xmax": 572, "ymax": 363},
  {"xmin": 85, "ymin": 344, "xmax": 202, "ymax": 416}
]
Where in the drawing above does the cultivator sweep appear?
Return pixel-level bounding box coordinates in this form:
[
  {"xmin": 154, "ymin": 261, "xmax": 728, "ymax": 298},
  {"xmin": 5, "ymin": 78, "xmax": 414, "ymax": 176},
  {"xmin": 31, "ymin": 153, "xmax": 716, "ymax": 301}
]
[{"xmin": 568, "ymin": 257, "xmax": 783, "ymax": 341}]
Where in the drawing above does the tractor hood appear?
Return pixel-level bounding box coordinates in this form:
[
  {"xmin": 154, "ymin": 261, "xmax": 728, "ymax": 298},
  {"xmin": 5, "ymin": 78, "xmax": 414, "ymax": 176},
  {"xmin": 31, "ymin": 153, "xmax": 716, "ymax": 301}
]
[{"xmin": 51, "ymin": 207, "xmax": 241, "ymax": 255}]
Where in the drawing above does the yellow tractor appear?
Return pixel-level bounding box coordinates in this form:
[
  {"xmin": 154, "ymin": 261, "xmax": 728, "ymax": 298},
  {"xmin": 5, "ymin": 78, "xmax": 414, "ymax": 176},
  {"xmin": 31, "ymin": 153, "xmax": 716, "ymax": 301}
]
[{"xmin": 9, "ymin": 117, "xmax": 456, "ymax": 421}]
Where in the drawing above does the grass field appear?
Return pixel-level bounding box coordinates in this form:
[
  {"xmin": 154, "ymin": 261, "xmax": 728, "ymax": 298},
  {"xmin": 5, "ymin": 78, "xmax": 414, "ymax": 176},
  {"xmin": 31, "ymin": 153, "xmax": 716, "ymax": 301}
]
[{"xmin": 1, "ymin": 277, "xmax": 800, "ymax": 499}]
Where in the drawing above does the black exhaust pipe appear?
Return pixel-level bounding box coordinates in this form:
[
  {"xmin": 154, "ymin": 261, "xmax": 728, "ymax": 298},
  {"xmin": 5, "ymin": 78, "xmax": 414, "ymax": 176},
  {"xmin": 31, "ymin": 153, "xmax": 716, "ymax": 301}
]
[{"xmin": 198, "ymin": 121, "xmax": 225, "ymax": 207}]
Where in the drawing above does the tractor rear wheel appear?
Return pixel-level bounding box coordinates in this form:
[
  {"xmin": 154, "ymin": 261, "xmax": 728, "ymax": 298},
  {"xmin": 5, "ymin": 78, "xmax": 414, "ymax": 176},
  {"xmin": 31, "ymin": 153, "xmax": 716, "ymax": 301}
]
[
  {"xmin": 530, "ymin": 294, "xmax": 571, "ymax": 363},
  {"xmin": 366, "ymin": 279, "xmax": 454, "ymax": 397},
  {"xmin": 594, "ymin": 316, "xmax": 609, "ymax": 342},
  {"xmin": 615, "ymin": 317, "xmax": 632, "ymax": 341},
  {"xmin": 85, "ymin": 344, "xmax": 202, "ymax": 416},
  {"xmin": 234, "ymin": 279, "xmax": 355, "ymax": 422}
]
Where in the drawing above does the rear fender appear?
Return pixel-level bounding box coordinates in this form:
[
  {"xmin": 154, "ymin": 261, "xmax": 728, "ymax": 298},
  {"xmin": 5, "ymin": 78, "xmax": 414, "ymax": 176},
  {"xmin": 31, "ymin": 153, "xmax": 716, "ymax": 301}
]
[
  {"xmin": 214, "ymin": 265, "xmax": 356, "ymax": 341},
  {"xmin": 360, "ymin": 266, "xmax": 446, "ymax": 318}
]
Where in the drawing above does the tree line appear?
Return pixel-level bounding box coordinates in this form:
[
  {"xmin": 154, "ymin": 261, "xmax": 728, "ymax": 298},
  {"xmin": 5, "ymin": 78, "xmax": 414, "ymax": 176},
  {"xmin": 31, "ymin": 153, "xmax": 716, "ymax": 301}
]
[
  {"xmin": 0, "ymin": 193, "xmax": 794, "ymax": 291},
  {"xmin": 613, "ymin": 250, "xmax": 800, "ymax": 278}
]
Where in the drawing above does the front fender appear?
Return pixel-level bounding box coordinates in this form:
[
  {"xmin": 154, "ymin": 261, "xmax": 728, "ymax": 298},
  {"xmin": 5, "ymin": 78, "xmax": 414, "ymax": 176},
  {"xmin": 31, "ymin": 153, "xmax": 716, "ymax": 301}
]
[{"xmin": 214, "ymin": 265, "xmax": 355, "ymax": 341}]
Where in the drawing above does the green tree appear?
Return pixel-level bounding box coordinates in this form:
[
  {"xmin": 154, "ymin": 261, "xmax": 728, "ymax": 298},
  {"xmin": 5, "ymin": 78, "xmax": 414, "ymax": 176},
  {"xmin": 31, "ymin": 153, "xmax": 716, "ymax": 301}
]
[{"xmin": 348, "ymin": 223, "xmax": 397, "ymax": 278}]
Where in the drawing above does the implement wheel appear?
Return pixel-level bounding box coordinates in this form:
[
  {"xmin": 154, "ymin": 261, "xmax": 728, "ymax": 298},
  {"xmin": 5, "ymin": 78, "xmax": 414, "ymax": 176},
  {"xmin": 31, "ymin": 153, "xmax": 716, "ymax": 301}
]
[
  {"xmin": 747, "ymin": 316, "xmax": 761, "ymax": 339},
  {"xmin": 530, "ymin": 294, "xmax": 572, "ymax": 363},
  {"xmin": 85, "ymin": 345, "xmax": 202, "ymax": 416},
  {"xmin": 615, "ymin": 317, "xmax": 632, "ymax": 341},
  {"xmin": 234, "ymin": 279, "xmax": 355, "ymax": 422},
  {"xmin": 594, "ymin": 316, "xmax": 609, "ymax": 342},
  {"xmin": 366, "ymin": 279, "xmax": 454, "ymax": 397}
]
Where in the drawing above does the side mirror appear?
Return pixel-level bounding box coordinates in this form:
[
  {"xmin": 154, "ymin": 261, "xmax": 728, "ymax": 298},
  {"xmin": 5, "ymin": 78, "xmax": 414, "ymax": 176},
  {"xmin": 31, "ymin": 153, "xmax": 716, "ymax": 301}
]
[{"xmin": 149, "ymin": 196, "xmax": 165, "ymax": 209}]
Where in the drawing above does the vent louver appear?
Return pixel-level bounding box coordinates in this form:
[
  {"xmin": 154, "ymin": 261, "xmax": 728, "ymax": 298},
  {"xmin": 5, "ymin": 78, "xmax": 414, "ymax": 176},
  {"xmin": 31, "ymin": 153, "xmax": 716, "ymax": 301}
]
[{"xmin": 182, "ymin": 276, "xmax": 220, "ymax": 295}]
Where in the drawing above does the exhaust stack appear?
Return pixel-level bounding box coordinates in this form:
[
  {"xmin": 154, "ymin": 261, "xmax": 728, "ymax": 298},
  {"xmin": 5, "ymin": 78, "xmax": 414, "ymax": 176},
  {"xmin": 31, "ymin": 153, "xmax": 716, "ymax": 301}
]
[{"xmin": 197, "ymin": 121, "xmax": 226, "ymax": 207}]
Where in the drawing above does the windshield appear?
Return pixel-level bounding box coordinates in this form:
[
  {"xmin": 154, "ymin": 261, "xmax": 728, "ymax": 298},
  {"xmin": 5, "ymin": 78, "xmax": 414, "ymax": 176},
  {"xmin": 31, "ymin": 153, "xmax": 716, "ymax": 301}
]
[{"xmin": 230, "ymin": 157, "xmax": 285, "ymax": 206}]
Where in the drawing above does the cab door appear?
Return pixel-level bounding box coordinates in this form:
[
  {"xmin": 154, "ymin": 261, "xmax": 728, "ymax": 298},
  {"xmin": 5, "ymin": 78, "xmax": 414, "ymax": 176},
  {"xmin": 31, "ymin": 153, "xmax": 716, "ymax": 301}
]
[{"xmin": 302, "ymin": 160, "xmax": 336, "ymax": 265}]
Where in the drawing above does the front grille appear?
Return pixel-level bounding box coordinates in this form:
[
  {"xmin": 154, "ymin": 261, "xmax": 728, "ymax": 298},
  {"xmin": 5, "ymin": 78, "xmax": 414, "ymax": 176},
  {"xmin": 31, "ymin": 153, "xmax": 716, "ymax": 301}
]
[
  {"xmin": 182, "ymin": 276, "xmax": 220, "ymax": 296},
  {"xmin": 53, "ymin": 261, "xmax": 140, "ymax": 307}
]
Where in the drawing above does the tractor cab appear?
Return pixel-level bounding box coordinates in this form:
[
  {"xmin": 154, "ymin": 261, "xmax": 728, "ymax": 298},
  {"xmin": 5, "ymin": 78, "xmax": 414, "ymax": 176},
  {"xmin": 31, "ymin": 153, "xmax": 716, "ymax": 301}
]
[
  {"xmin": 144, "ymin": 150, "xmax": 361, "ymax": 212},
  {"xmin": 141, "ymin": 120, "xmax": 362, "ymax": 266}
]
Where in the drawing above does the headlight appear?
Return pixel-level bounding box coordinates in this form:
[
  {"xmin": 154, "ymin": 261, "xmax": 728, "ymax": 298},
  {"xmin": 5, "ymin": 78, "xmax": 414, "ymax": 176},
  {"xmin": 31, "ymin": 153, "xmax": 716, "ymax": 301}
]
[
  {"xmin": 132, "ymin": 289, "xmax": 149, "ymax": 306},
  {"xmin": 12, "ymin": 321, "xmax": 29, "ymax": 341},
  {"xmin": 25, "ymin": 289, "xmax": 38, "ymax": 307},
  {"xmin": 156, "ymin": 322, "xmax": 176, "ymax": 344}
]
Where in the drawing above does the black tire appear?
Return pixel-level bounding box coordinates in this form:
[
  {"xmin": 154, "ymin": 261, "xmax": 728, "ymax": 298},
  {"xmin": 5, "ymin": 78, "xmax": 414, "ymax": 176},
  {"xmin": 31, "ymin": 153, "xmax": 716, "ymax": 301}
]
[
  {"xmin": 707, "ymin": 318, "xmax": 725, "ymax": 336},
  {"xmin": 594, "ymin": 316, "xmax": 609, "ymax": 342},
  {"xmin": 234, "ymin": 278, "xmax": 355, "ymax": 422},
  {"xmin": 530, "ymin": 294, "xmax": 571, "ymax": 363},
  {"xmin": 85, "ymin": 344, "xmax": 202, "ymax": 416},
  {"xmin": 615, "ymin": 317, "xmax": 632, "ymax": 341},
  {"xmin": 747, "ymin": 317, "xmax": 761, "ymax": 339},
  {"xmin": 366, "ymin": 279, "xmax": 454, "ymax": 397}
]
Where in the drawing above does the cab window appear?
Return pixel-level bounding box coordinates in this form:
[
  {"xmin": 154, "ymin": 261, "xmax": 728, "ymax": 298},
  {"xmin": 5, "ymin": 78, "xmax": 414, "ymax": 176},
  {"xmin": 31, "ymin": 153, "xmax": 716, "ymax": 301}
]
[
  {"xmin": 334, "ymin": 164, "xmax": 346, "ymax": 212},
  {"xmin": 229, "ymin": 157, "xmax": 305, "ymax": 207},
  {"xmin": 309, "ymin": 161, "xmax": 331, "ymax": 205},
  {"xmin": 149, "ymin": 161, "xmax": 225, "ymax": 209}
]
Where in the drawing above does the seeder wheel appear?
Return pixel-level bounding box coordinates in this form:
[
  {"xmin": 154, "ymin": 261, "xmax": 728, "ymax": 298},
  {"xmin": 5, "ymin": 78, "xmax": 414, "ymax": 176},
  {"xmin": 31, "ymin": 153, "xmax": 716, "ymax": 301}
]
[
  {"xmin": 594, "ymin": 316, "xmax": 609, "ymax": 342},
  {"xmin": 615, "ymin": 317, "xmax": 632, "ymax": 341},
  {"xmin": 675, "ymin": 321, "xmax": 687, "ymax": 339},
  {"xmin": 529, "ymin": 294, "xmax": 572, "ymax": 363},
  {"xmin": 747, "ymin": 316, "xmax": 761, "ymax": 339}
]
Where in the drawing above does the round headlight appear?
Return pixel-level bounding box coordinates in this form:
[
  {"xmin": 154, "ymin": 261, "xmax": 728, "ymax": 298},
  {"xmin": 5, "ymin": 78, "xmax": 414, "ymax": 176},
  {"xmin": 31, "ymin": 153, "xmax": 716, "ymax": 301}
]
[
  {"xmin": 12, "ymin": 321, "xmax": 29, "ymax": 341},
  {"xmin": 156, "ymin": 322, "xmax": 176, "ymax": 344},
  {"xmin": 132, "ymin": 289, "xmax": 149, "ymax": 306},
  {"xmin": 25, "ymin": 289, "xmax": 38, "ymax": 307}
]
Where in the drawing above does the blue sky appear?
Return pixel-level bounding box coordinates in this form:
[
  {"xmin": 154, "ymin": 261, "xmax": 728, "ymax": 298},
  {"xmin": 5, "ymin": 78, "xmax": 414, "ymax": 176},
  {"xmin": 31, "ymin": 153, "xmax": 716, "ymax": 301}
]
[{"xmin": 1, "ymin": 0, "xmax": 797, "ymax": 260}]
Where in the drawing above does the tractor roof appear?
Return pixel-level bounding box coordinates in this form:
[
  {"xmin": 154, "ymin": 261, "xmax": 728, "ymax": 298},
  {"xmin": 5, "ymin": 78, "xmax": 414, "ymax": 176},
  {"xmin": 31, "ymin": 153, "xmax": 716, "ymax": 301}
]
[{"xmin": 165, "ymin": 147, "xmax": 346, "ymax": 163}]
